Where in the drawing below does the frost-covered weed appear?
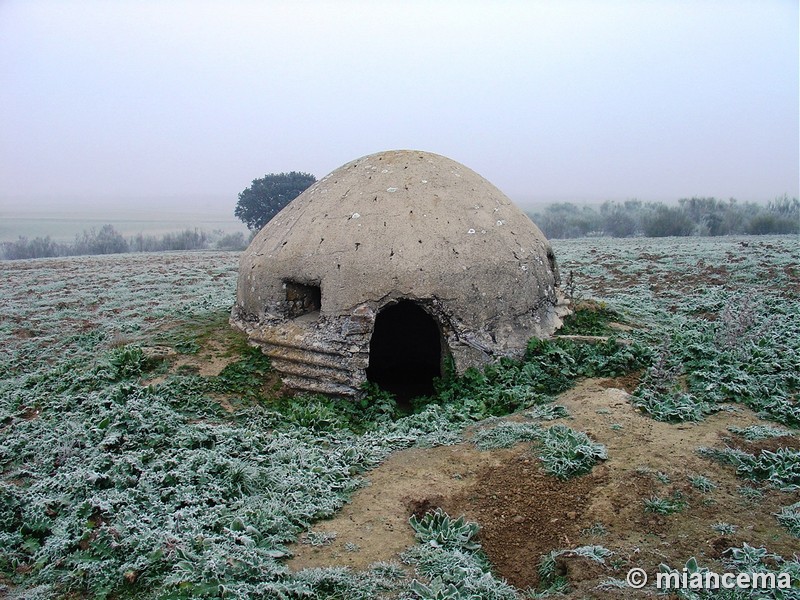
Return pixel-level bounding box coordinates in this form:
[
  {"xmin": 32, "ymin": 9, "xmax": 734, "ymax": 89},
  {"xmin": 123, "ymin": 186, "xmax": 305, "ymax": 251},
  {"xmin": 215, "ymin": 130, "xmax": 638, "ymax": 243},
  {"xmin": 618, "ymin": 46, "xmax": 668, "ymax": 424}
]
[
  {"xmin": 699, "ymin": 446, "xmax": 800, "ymax": 491},
  {"xmin": 535, "ymin": 425, "xmax": 607, "ymax": 479},
  {"xmin": 716, "ymin": 292, "xmax": 768, "ymax": 350},
  {"xmin": 524, "ymin": 404, "xmax": 569, "ymax": 421},
  {"xmin": 689, "ymin": 474, "xmax": 717, "ymax": 492},
  {"xmin": 471, "ymin": 421, "xmax": 543, "ymax": 450},
  {"xmin": 403, "ymin": 511, "xmax": 517, "ymax": 600},
  {"xmin": 737, "ymin": 486, "xmax": 765, "ymax": 501},
  {"xmin": 711, "ymin": 522, "xmax": 737, "ymax": 535},
  {"xmin": 656, "ymin": 470, "xmax": 672, "ymax": 484},
  {"xmin": 302, "ymin": 531, "xmax": 337, "ymax": 546},
  {"xmin": 0, "ymin": 334, "xmax": 466, "ymax": 597},
  {"xmin": 537, "ymin": 545, "xmax": 613, "ymax": 593},
  {"xmin": 409, "ymin": 509, "xmax": 481, "ymax": 552},
  {"xmin": 644, "ymin": 493, "xmax": 686, "ymax": 515},
  {"xmin": 728, "ymin": 425, "xmax": 794, "ymax": 441},
  {"xmin": 676, "ymin": 293, "xmax": 800, "ymax": 427},
  {"xmin": 405, "ymin": 548, "xmax": 518, "ymax": 599},
  {"xmin": 632, "ymin": 340, "xmax": 717, "ymax": 422},
  {"xmin": 776, "ymin": 502, "xmax": 800, "ymax": 537},
  {"xmin": 723, "ymin": 543, "xmax": 777, "ymax": 572},
  {"xmin": 580, "ymin": 522, "xmax": 608, "ymax": 538}
]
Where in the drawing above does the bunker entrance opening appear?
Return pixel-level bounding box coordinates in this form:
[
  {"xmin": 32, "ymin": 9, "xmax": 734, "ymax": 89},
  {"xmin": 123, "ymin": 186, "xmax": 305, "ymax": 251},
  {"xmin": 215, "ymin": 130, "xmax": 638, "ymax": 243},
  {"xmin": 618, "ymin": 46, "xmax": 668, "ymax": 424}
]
[{"xmin": 366, "ymin": 300, "xmax": 442, "ymax": 406}]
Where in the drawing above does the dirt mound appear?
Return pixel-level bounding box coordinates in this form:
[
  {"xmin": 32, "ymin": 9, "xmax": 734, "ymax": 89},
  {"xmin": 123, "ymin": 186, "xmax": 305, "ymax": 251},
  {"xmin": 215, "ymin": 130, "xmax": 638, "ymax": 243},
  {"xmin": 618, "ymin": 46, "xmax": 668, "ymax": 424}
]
[
  {"xmin": 286, "ymin": 379, "xmax": 800, "ymax": 595},
  {"xmin": 445, "ymin": 455, "xmax": 607, "ymax": 588}
]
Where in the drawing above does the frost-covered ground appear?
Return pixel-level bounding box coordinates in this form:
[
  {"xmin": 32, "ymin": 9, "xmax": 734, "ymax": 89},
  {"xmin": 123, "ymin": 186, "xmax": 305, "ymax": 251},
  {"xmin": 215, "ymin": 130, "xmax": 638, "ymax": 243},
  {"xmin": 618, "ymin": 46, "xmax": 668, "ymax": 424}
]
[
  {"xmin": 0, "ymin": 238, "xmax": 798, "ymax": 599},
  {"xmin": 1, "ymin": 251, "xmax": 239, "ymax": 372}
]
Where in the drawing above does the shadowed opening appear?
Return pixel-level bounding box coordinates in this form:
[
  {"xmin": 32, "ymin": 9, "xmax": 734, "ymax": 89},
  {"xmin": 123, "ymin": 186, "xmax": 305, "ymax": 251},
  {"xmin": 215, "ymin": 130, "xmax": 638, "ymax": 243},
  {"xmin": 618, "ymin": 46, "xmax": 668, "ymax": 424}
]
[
  {"xmin": 366, "ymin": 300, "xmax": 442, "ymax": 404},
  {"xmin": 284, "ymin": 281, "xmax": 321, "ymax": 318}
]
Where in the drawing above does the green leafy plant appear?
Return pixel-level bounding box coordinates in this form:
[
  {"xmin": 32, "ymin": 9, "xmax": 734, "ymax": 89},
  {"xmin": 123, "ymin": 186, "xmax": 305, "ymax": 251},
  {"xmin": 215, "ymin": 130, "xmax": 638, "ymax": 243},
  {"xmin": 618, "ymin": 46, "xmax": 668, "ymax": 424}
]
[
  {"xmin": 558, "ymin": 301, "xmax": 620, "ymax": 335},
  {"xmin": 213, "ymin": 343, "xmax": 273, "ymax": 398},
  {"xmin": 737, "ymin": 485, "xmax": 765, "ymax": 501},
  {"xmin": 657, "ymin": 557, "xmax": 711, "ymax": 600},
  {"xmin": 633, "ymin": 340, "xmax": 717, "ymax": 422},
  {"xmin": 537, "ymin": 545, "xmax": 613, "ymax": 592},
  {"xmin": 644, "ymin": 493, "xmax": 686, "ymax": 515},
  {"xmin": 471, "ymin": 421, "xmax": 542, "ymax": 451},
  {"xmin": 711, "ymin": 522, "xmax": 737, "ymax": 535},
  {"xmin": 409, "ymin": 577, "xmax": 468, "ymax": 599},
  {"xmin": 409, "ymin": 509, "xmax": 480, "ymax": 552},
  {"xmin": 728, "ymin": 425, "xmax": 794, "ymax": 441},
  {"xmin": 403, "ymin": 513, "xmax": 516, "ymax": 600},
  {"xmin": 689, "ymin": 474, "xmax": 717, "ymax": 492},
  {"xmin": 656, "ymin": 471, "xmax": 672, "ymax": 484},
  {"xmin": 535, "ymin": 424, "xmax": 607, "ymax": 480},
  {"xmin": 525, "ymin": 404, "xmax": 569, "ymax": 421},
  {"xmin": 429, "ymin": 336, "xmax": 648, "ymax": 421},
  {"xmin": 776, "ymin": 502, "xmax": 800, "ymax": 538},
  {"xmin": 174, "ymin": 338, "xmax": 201, "ymax": 354},
  {"xmin": 580, "ymin": 522, "xmax": 608, "ymax": 538},
  {"xmin": 724, "ymin": 543, "xmax": 775, "ymax": 571},
  {"xmin": 106, "ymin": 344, "xmax": 152, "ymax": 380},
  {"xmin": 699, "ymin": 446, "xmax": 800, "ymax": 491},
  {"xmin": 302, "ymin": 531, "xmax": 337, "ymax": 546},
  {"xmin": 358, "ymin": 382, "xmax": 400, "ymax": 423},
  {"xmin": 659, "ymin": 548, "xmax": 800, "ymax": 600}
]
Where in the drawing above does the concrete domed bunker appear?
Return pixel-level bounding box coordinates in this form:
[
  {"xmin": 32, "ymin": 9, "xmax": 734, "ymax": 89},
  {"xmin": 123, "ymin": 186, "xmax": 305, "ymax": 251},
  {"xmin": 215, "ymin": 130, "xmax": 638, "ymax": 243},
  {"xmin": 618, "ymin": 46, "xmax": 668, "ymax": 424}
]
[{"xmin": 231, "ymin": 150, "xmax": 569, "ymax": 398}]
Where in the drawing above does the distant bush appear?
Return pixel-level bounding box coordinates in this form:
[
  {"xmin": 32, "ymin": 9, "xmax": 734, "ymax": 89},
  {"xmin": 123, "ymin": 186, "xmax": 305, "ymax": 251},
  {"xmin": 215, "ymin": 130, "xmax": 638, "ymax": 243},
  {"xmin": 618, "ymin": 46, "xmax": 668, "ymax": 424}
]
[
  {"xmin": 532, "ymin": 202, "xmax": 603, "ymax": 238},
  {"xmin": 529, "ymin": 196, "xmax": 799, "ymax": 239},
  {"xmin": 131, "ymin": 228, "xmax": 209, "ymax": 252},
  {"xmin": 215, "ymin": 231, "xmax": 248, "ymax": 251},
  {"xmin": 601, "ymin": 200, "xmax": 639, "ymax": 237},
  {"xmin": 642, "ymin": 206, "xmax": 695, "ymax": 237},
  {"xmin": 73, "ymin": 224, "xmax": 129, "ymax": 255},
  {"xmin": 0, "ymin": 236, "xmax": 69, "ymax": 260},
  {"xmin": 1, "ymin": 225, "xmax": 249, "ymax": 259},
  {"xmin": 746, "ymin": 214, "xmax": 799, "ymax": 235}
]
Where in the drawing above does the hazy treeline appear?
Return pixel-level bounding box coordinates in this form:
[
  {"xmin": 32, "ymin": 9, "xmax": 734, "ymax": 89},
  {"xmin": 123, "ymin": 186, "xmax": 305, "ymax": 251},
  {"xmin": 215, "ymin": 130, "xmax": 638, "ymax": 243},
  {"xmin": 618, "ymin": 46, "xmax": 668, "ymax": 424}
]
[
  {"xmin": 1, "ymin": 225, "xmax": 249, "ymax": 260},
  {"xmin": 4, "ymin": 196, "xmax": 797, "ymax": 259},
  {"xmin": 529, "ymin": 196, "xmax": 799, "ymax": 239}
]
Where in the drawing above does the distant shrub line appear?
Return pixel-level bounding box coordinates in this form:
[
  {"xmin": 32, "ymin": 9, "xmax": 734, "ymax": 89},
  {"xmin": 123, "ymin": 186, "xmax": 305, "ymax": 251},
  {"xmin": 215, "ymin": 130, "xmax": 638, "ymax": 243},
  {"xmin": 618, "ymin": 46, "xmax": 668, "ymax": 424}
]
[
  {"xmin": 529, "ymin": 195, "xmax": 799, "ymax": 239},
  {"xmin": 0, "ymin": 225, "xmax": 249, "ymax": 260}
]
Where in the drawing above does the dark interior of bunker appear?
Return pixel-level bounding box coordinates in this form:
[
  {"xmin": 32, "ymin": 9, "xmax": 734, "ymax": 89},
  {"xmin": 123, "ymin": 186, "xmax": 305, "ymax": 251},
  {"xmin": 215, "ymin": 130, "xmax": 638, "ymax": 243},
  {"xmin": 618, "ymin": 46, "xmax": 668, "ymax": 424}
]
[{"xmin": 366, "ymin": 300, "xmax": 442, "ymax": 404}]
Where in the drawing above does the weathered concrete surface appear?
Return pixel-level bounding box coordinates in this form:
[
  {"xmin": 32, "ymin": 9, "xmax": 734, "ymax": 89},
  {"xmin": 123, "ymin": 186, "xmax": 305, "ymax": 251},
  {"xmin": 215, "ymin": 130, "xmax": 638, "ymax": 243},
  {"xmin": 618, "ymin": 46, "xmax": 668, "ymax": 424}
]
[{"xmin": 231, "ymin": 150, "xmax": 569, "ymax": 396}]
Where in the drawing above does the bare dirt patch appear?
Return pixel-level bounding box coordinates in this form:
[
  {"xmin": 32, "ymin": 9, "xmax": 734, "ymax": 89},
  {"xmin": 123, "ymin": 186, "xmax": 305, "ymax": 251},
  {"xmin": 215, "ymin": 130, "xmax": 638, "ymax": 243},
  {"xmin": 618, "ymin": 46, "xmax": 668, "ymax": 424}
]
[
  {"xmin": 287, "ymin": 444, "xmax": 518, "ymax": 572},
  {"xmin": 144, "ymin": 338, "xmax": 241, "ymax": 387},
  {"xmin": 286, "ymin": 379, "xmax": 800, "ymax": 596},
  {"xmin": 445, "ymin": 454, "xmax": 607, "ymax": 589}
]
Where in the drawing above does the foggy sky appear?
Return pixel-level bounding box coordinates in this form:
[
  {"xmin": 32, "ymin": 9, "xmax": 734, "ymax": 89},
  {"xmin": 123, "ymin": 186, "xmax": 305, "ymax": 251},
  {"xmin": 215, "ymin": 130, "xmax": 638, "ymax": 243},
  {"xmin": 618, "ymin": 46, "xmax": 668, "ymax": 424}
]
[{"xmin": 1, "ymin": 0, "xmax": 797, "ymax": 212}]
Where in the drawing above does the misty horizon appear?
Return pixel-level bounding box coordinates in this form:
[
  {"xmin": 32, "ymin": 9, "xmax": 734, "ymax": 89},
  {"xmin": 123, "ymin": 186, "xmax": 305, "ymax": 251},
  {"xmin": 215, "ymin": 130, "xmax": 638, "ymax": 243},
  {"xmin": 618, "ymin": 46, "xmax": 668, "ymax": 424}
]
[
  {"xmin": 0, "ymin": 188, "xmax": 794, "ymax": 216},
  {"xmin": 2, "ymin": 1, "xmax": 798, "ymax": 212}
]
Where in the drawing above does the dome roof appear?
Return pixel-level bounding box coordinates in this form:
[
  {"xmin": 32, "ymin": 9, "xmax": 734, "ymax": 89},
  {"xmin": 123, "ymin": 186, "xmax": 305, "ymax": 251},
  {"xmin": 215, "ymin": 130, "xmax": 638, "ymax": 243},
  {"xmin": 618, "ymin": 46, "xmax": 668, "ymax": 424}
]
[{"xmin": 232, "ymin": 150, "xmax": 567, "ymax": 396}]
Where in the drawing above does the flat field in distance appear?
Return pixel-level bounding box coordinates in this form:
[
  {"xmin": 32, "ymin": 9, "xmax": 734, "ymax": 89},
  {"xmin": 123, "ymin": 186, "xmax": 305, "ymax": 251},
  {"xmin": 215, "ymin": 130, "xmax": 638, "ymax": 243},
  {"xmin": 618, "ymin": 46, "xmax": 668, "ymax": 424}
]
[
  {"xmin": 0, "ymin": 235, "xmax": 797, "ymax": 599},
  {"xmin": 0, "ymin": 203, "xmax": 247, "ymax": 243}
]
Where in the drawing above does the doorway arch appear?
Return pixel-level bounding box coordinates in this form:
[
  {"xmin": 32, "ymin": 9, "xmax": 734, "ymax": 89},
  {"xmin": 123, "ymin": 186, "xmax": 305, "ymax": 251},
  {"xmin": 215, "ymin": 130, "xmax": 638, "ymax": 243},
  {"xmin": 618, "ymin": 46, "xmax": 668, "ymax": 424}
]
[{"xmin": 366, "ymin": 300, "xmax": 442, "ymax": 402}]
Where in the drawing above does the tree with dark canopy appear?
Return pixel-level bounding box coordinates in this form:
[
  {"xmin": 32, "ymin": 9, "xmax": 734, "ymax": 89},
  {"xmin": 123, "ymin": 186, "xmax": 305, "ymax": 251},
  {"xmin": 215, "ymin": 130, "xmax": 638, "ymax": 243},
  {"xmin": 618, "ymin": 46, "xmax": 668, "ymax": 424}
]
[{"xmin": 235, "ymin": 172, "xmax": 316, "ymax": 231}]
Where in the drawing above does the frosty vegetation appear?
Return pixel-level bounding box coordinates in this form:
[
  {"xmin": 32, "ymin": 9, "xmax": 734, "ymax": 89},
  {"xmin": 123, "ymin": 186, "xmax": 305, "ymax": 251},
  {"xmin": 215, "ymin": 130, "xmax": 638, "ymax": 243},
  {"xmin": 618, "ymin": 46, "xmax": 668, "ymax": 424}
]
[
  {"xmin": 0, "ymin": 225, "xmax": 248, "ymax": 260},
  {"xmin": 1, "ymin": 235, "xmax": 798, "ymax": 598}
]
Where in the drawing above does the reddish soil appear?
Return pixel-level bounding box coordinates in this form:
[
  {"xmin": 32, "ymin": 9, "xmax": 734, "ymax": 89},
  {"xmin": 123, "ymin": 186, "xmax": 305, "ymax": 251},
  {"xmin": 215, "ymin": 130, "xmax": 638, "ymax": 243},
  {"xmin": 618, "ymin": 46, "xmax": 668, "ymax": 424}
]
[
  {"xmin": 444, "ymin": 455, "xmax": 607, "ymax": 588},
  {"xmin": 285, "ymin": 380, "xmax": 800, "ymax": 597}
]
